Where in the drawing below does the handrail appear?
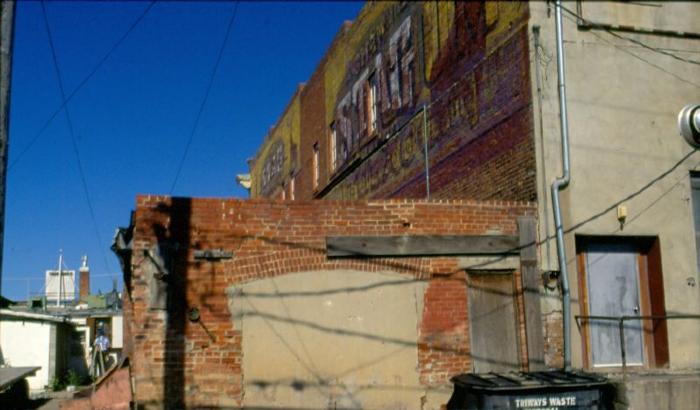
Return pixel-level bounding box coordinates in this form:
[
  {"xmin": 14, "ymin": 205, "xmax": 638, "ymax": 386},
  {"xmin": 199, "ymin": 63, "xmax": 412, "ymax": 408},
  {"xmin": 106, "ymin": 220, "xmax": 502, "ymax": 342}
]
[{"xmin": 575, "ymin": 314, "xmax": 700, "ymax": 371}]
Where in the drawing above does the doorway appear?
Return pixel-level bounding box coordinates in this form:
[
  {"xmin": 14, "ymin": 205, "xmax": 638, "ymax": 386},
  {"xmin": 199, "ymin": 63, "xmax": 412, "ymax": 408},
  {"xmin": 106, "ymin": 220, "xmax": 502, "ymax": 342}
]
[{"xmin": 576, "ymin": 236, "xmax": 669, "ymax": 369}]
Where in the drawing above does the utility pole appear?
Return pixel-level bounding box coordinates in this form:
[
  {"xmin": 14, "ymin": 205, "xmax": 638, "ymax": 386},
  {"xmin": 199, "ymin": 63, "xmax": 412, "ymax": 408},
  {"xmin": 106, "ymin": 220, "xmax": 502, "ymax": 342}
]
[{"xmin": 0, "ymin": 0, "xmax": 16, "ymax": 298}]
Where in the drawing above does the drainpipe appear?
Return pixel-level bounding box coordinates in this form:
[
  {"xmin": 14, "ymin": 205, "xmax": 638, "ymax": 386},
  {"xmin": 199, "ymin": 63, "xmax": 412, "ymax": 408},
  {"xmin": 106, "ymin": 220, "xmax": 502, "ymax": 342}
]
[{"xmin": 551, "ymin": 0, "xmax": 572, "ymax": 371}]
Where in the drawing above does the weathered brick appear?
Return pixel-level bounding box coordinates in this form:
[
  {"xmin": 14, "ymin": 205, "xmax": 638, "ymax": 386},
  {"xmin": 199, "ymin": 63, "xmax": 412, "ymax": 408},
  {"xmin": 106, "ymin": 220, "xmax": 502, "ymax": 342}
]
[{"xmin": 124, "ymin": 197, "xmax": 535, "ymax": 406}]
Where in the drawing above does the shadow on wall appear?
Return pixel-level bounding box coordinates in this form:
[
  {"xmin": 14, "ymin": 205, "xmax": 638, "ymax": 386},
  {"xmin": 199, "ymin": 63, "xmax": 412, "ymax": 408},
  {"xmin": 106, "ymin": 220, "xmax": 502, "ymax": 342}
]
[{"xmin": 153, "ymin": 198, "xmax": 192, "ymax": 409}]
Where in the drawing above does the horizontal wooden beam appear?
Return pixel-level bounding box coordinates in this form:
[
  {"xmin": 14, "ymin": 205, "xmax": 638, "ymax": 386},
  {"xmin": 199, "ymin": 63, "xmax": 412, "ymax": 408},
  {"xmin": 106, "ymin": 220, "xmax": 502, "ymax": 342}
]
[{"xmin": 326, "ymin": 235, "xmax": 520, "ymax": 257}]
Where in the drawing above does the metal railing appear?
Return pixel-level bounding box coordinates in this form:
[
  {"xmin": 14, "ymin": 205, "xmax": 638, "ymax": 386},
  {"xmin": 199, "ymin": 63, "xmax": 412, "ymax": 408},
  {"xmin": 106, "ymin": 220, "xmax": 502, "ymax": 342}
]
[{"xmin": 575, "ymin": 314, "xmax": 700, "ymax": 371}]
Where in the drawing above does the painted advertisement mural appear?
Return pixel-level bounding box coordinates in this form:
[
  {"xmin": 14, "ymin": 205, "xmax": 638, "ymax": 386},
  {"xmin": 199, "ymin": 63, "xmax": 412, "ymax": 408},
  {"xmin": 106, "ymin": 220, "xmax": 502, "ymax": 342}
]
[
  {"xmin": 325, "ymin": 2, "xmax": 417, "ymax": 174},
  {"xmin": 250, "ymin": 89, "xmax": 303, "ymax": 198},
  {"xmin": 320, "ymin": 1, "xmax": 534, "ymax": 201},
  {"xmin": 250, "ymin": 2, "xmax": 534, "ymax": 202}
]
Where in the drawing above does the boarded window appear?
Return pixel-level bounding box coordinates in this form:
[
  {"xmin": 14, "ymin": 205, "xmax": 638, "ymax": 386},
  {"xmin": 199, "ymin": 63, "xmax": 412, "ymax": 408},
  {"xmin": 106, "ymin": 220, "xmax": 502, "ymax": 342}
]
[{"xmin": 467, "ymin": 272, "xmax": 520, "ymax": 372}]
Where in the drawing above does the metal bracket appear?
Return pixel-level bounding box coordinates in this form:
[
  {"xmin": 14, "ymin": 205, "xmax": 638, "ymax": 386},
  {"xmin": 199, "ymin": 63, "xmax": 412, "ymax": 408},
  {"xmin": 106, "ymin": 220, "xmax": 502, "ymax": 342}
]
[
  {"xmin": 145, "ymin": 241, "xmax": 178, "ymax": 310},
  {"xmin": 193, "ymin": 249, "xmax": 233, "ymax": 261},
  {"xmin": 144, "ymin": 249, "xmax": 168, "ymax": 280}
]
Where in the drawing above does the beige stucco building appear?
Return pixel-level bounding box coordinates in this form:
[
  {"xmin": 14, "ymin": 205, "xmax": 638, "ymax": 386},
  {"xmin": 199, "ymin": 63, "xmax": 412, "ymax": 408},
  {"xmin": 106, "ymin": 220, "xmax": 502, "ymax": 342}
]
[{"xmin": 529, "ymin": 1, "xmax": 700, "ymax": 376}]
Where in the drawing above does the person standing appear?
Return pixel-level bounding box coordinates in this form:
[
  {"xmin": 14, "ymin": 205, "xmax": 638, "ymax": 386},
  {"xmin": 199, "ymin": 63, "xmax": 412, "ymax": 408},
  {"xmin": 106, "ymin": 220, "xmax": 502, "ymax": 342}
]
[{"xmin": 91, "ymin": 327, "xmax": 110, "ymax": 378}]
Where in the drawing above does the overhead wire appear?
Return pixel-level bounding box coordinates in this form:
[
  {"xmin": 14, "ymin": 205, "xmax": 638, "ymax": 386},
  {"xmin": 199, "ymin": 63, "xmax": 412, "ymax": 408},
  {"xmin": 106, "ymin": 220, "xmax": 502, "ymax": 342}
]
[
  {"xmin": 563, "ymin": 148, "xmax": 697, "ymax": 236},
  {"xmin": 556, "ymin": 4, "xmax": 700, "ymax": 88},
  {"xmin": 604, "ymin": 30, "xmax": 700, "ymax": 66},
  {"xmin": 558, "ymin": 3, "xmax": 700, "ymax": 66},
  {"xmin": 168, "ymin": 1, "xmax": 240, "ymax": 194},
  {"xmin": 26, "ymin": 1, "xmax": 697, "ymax": 275},
  {"xmin": 39, "ymin": 0, "xmax": 113, "ymax": 275},
  {"xmin": 9, "ymin": 0, "xmax": 156, "ymax": 171}
]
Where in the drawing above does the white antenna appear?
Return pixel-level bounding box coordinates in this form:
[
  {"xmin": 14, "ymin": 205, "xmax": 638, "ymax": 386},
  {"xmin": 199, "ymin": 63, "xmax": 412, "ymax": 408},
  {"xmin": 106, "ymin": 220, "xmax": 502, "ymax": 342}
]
[{"xmin": 57, "ymin": 250, "xmax": 63, "ymax": 307}]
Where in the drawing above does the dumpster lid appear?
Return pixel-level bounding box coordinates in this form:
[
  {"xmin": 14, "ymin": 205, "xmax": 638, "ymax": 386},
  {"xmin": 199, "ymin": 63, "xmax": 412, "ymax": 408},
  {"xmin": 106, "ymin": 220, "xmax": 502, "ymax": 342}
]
[
  {"xmin": 450, "ymin": 370, "xmax": 609, "ymax": 392},
  {"xmin": 0, "ymin": 366, "xmax": 40, "ymax": 390}
]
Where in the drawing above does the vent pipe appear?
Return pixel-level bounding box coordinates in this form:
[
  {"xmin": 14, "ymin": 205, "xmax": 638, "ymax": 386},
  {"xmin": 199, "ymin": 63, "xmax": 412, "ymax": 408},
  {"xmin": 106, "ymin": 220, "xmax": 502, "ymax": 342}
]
[{"xmin": 551, "ymin": 0, "xmax": 572, "ymax": 370}]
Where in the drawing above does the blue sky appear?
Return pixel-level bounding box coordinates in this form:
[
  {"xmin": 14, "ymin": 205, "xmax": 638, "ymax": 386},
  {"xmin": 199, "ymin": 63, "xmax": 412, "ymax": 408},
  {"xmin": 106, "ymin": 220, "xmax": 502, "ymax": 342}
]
[{"xmin": 2, "ymin": 0, "xmax": 364, "ymax": 300}]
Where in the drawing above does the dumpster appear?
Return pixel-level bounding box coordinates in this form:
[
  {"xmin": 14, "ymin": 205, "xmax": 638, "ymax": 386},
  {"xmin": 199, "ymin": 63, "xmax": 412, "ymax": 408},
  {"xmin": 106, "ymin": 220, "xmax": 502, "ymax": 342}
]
[{"xmin": 447, "ymin": 370, "xmax": 612, "ymax": 409}]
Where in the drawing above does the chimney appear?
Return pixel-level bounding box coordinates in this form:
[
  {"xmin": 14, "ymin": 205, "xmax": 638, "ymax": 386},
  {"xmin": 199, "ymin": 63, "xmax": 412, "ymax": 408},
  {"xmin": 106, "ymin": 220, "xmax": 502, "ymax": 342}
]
[{"xmin": 79, "ymin": 255, "xmax": 90, "ymax": 300}]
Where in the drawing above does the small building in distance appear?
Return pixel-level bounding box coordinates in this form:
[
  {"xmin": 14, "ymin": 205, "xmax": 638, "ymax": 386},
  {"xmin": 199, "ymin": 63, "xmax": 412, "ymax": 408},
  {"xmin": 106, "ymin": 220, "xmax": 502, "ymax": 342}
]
[{"xmin": 1, "ymin": 256, "xmax": 123, "ymax": 392}]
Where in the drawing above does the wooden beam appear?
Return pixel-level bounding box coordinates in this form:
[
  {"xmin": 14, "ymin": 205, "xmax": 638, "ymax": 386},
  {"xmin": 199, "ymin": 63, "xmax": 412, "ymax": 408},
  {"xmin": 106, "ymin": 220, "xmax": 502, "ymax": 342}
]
[
  {"xmin": 326, "ymin": 235, "xmax": 520, "ymax": 257},
  {"xmin": 518, "ymin": 216, "xmax": 545, "ymax": 371}
]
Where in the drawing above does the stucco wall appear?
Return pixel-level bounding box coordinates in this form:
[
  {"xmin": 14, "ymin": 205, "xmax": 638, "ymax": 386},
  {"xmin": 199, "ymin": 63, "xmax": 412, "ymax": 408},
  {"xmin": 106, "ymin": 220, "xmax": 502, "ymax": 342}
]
[
  {"xmin": 529, "ymin": 1, "xmax": 700, "ymax": 369},
  {"xmin": 229, "ymin": 269, "xmax": 427, "ymax": 409}
]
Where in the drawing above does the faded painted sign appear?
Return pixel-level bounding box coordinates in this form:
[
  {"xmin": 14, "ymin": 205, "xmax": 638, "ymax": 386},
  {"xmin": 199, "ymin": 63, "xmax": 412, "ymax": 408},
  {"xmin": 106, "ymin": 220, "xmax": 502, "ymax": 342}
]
[
  {"xmin": 250, "ymin": 2, "xmax": 534, "ymax": 201},
  {"xmin": 260, "ymin": 139, "xmax": 284, "ymax": 196},
  {"xmin": 323, "ymin": 1, "xmax": 531, "ymax": 199},
  {"xmin": 250, "ymin": 89, "xmax": 303, "ymax": 197}
]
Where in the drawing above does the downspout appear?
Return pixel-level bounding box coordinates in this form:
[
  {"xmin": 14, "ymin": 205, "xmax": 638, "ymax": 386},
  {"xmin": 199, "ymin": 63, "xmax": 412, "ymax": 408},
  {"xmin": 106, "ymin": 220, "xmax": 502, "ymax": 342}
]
[{"xmin": 551, "ymin": 0, "xmax": 572, "ymax": 370}]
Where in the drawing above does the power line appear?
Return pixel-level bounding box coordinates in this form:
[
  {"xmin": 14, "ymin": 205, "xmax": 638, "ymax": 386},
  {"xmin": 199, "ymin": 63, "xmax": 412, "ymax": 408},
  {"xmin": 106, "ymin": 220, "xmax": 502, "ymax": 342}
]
[
  {"xmin": 40, "ymin": 0, "xmax": 113, "ymax": 275},
  {"xmin": 604, "ymin": 30, "xmax": 700, "ymax": 66},
  {"xmin": 559, "ymin": 3, "xmax": 700, "ymax": 66},
  {"xmin": 169, "ymin": 1, "xmax": 240, "ymax": 194},
  {"xmin": 9, "ymin": 0, "xmax": 156, "ymax": 171},
  {"xmin": 563, "ymin": 148, "xmax": 697, "ymax": 235},
  {"xmin": 589, "ymin": 30, "xmax": 700, "ymax": 89},
  {"xmin": 556, "ymin": 4, "xmax": 700, "ymax": 89},
  {"xmin": 563, "ymin": 39, "xmax": 700, "ymax": 55},
  {"xmin": 555, "ymin": 5, "xmax": 700, "ymax": 89}
]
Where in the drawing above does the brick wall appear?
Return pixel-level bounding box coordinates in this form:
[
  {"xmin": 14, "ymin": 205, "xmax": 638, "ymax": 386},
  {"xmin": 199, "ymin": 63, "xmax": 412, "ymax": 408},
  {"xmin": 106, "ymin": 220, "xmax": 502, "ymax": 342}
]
[
  {"xmin": 418, "ymin": 271, "xmax": 470, "ymax": 386},
  {"xmin": 299, "ymin": 60, "xmax": 328, "ymax": 201},
  {"xmin": 125, "ymin": 195, "xmax": 535, "ymax": 407}
]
